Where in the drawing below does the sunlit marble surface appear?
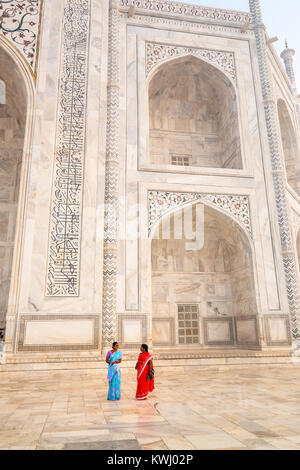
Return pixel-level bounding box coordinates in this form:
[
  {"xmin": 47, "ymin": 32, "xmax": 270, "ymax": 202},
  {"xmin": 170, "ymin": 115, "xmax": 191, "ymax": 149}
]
[{"xmin": 1, "ymin": 364, "xmax": 300, "ymax": 450}]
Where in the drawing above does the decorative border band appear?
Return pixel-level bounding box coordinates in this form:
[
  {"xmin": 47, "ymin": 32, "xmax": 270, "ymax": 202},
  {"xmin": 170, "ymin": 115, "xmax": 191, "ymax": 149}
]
[
  {"xmin": 120, "ymin": 0, "xmax": 252, "ymax": 25},
  {"xmin": 46, "ymin": 0, "xmax": 90, "ymax": 297},
  {"xmin": 148, "ymin": 191, "xmax": 252, "ymax": 237}
]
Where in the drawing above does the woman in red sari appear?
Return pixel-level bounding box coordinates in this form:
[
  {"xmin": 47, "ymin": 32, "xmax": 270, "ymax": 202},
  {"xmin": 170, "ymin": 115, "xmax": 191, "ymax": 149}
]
[{"xmin": 135, "ymin": 344, "xmax": 155, "ymax": 400}]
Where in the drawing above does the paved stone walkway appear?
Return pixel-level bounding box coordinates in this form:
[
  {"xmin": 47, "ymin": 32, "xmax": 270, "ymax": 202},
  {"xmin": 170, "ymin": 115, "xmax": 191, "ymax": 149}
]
[{"xmin": 1, "ymin": 364, "xmax": 300, "ymax": 450}]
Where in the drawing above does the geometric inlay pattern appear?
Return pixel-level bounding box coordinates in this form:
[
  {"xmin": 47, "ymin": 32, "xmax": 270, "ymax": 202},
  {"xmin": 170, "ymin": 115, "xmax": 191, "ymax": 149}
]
[
  {"xmin": 46, "ymin": 0, "xmax": 90, "ymax": 297},
  {"xmin": 148, "ymin": 191, "xmax": 252, "ymax": 236},
  {"xmin": 0, "ymin": 0, "xmax": 43, "ymax": 80},
  {"xmin": 146, "ymin": 42, "xmax": 237, "ymax": 83},
  {"xmin": 102, "ymin": 2, "xmax": 121, "ymax": 347}
]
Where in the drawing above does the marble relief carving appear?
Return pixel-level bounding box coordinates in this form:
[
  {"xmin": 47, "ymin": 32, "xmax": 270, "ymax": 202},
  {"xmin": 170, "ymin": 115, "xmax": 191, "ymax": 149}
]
[
  {"xmin": 120, "ymin": 0, "xmax": 252, "ymax": 25},
  {"xmin": 0, "ymin": 0, "xmax": 43, "ymax": 80},
  {"xmin": 46, "ymin": 0, "xmax": 90, "ymax": 297},
  {"xmin": 148, "ymin": 191, "xmax": 252, "ymax": 236},
  {"xmin": 146, "ymin": 43, "xmax": 237, "ymax": 84}
]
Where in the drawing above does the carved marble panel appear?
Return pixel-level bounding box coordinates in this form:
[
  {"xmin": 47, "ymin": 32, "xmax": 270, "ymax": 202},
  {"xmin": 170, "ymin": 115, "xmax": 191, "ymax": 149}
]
[
  {"xmin": 265, "ymin": 315, "xmax": 292, "ymax": 347},
  {"xmin": 120, "ymin": 0, "xmax": 252, "ymax": 25},
  {"xmin": 18, "ymin": 315, "xmax": 99, "ymax": 351},
  {"xmin": 118, "ymin": 315, "xmax": 147, "ymax": 348},
  {"xmin": 235, "ymin": 316, "xmax": 259, "ymax": 345},
  {"xmin": 203, "ymin": 317, "xmax": 234, "ymax": 345},
  {"xmin": 46, "ymin": 0, "xmax": 90, "ymax": 297},
  {"xmin": 153, "ymin": 318, "xmax": 175, "ymax": 346}
]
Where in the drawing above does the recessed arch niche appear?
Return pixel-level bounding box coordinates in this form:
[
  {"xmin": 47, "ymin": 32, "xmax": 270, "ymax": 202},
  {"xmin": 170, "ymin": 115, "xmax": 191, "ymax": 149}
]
[
  {"xmin": 0, "ymin": 44, "xmax": 28, "ymax": 339},
  {"xmin": 148, "ymin": 56, "xmax": 242, "ymax": 170},
  {"xmin": 151, "ymin": 203, "xmax": 258, "ymax": 348},
  {"xmin": 278, "ymin": 99, "xmax": 300, "ymax": 195}
]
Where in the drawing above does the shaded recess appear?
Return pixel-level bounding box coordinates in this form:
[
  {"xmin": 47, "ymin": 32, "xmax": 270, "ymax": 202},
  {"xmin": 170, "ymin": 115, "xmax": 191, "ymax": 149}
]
[
  {"xmin": 151, "ymin": 204, "xmax": 258, "ymax": 347},
  {"xmin": 149, "ymin": 56, "xmax": 242, "ymax": 169},
  {"xmin": 278, "ymin": 99, "xmax": 300, "ymax": 195},
  {"xmin": 0, "ymin": 45, "xmax": 27, "ymax": 339}
]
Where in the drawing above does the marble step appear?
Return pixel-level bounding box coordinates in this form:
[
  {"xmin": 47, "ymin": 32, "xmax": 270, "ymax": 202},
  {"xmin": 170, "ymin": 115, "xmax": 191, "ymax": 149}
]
[{"xmin": 0, "ymin": 348, "xmax": 295, "ymax": 372}]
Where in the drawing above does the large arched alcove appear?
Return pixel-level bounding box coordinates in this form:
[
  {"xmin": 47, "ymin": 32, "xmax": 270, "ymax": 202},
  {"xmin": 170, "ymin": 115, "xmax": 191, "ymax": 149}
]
[
  {"xmin": 151, "ymin": 204, "xmax": 258, "ymax": 348},
  {"xmin": 0, "ymin": 45, "xmax": 27, "ymax": 340},
  {"xmin": 148, "ymin": 56, "xmax": 242, "ymax": 169},
  {"xmin": 278, "ymin": 99, "xmax": 300, "ymax": 195}
]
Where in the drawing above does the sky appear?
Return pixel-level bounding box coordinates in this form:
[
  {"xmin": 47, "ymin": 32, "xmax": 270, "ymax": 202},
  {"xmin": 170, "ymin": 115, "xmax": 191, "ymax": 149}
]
[{"xmin": 171, "ymin": 0, "xmax": 300, "ymax": 92}]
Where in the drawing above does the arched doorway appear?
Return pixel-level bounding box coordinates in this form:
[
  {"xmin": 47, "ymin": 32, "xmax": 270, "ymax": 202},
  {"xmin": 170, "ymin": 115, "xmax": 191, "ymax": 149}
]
[
  {"xmin": 151, "ymin": 203, "xmax": 258, "ymax": 349},
  {"xmin": 148, "ymin": 56, "xmax": 242, "ymax": 169},
  {"xmin": 277, "ymin": 99, "xmax": 300, "ymax": 195},
  {"xmin": 0, "ymin": 45, "xmax": 28, "ymax": 341}
]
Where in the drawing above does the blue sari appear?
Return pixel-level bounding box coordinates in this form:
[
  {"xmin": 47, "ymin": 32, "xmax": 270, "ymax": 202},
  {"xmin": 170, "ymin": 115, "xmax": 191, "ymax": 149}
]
[{"xmin": 107, "ymin": 349, "xmax": 122, "ymax": 401}]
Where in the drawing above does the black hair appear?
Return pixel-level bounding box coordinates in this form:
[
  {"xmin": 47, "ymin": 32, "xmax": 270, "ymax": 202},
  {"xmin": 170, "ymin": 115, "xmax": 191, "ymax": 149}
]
[
  {"xmin": 112, "ymin": 341, "xmax": 118, "ymax": 348},
  {"xmin": 141, "ymin": 344, "xmax": 148, "ymax": 352}
]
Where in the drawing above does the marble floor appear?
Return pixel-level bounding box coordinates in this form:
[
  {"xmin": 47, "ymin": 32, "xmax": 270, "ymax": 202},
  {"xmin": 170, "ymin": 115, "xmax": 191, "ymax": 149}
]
[{"xmin": 1, "ymin": 364, "xmax": 300, "ymax": 450}]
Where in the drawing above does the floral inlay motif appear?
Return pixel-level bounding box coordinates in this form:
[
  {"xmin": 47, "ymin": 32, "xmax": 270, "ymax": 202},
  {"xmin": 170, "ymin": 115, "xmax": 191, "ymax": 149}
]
[
  {"xmin": 0, "ymin": 0, "xmax": 43, "ymax": 79},
  {"xmin": 146, "ymin": 42, "xmax": 236, "ymax": 83},
  {"xmin": 148, "ymin": 191, "xmax": 252, "ymax": 236}
]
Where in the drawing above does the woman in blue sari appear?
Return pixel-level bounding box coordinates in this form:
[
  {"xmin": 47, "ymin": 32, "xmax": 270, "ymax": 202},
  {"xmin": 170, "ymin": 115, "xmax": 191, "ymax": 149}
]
[{"xmin": 106, "ymin": 342, "xmax": 123, "ymax": 401}]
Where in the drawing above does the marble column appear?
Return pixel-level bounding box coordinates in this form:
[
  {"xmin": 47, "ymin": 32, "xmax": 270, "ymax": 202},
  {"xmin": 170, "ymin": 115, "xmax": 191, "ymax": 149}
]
[
  {"xmin": 249, "ymin": 0, "xmax": 300, "ymax": 347},
  {"xmin": 102, "ymin": 0, "xmax": 120, "ymax": 348},
  {"xmin": 281, "ymin": 42, "xmax": 297, "ymax": 91}
]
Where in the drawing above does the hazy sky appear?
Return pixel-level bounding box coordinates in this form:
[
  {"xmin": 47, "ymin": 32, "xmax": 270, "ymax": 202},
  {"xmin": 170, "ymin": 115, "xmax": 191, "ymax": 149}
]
[{"xmin": 171, "ymin": 0, "xmax": 300, "ymax": 91}]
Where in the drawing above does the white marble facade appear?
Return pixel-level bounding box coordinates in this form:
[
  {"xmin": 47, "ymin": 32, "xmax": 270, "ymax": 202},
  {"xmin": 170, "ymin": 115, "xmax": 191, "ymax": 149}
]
[{"xmin": 0, "ymin": 0, "xmax": 300, "ymax": 362}]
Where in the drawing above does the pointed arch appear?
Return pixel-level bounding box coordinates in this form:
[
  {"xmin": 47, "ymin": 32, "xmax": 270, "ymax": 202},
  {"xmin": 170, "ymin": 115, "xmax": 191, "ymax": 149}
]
[
  {"xmin": 277, "ymin": 98, "xmax": 300, "ymax": 195},
  {"xmin": 147, "ymin": 51, "xmax": 238, "ymax": 91},
  {"xmin": 0, "ymin": 37, "xmax": 35, "ymax": 346},
  {"xmin": 148, "ymin": 54, "xmax": 242, "ymax": 170},
  {"xmin": 151, "ymin": 202, "xmax": 259, "ymax": 348},
  {"xmin": 149, "ymin": 193, "xmax": 253, "ymax": 248}
]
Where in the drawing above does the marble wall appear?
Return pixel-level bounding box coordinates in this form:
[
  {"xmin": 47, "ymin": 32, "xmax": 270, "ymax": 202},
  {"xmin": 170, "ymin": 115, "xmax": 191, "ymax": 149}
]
[
  {"xmin": 0, "ymin": 0, "xmax": 297, "ymax": 358},
  {"xmin": 1, "ymin": 0, "xmax": 109, "ymax": 354},
  {"xmin": 0, "ymin": 46, "xmax": 27, "ymax": 336},
  {"xmin": 297, "ymin": 230, "xmax": 300, "ymax": 270}
]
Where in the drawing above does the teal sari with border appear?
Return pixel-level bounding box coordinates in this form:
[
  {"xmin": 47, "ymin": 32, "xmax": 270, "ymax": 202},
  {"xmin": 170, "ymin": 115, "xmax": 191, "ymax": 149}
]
[{"xmin": 107, "ymin": 350, "xmax": 122, "ymax": 401}]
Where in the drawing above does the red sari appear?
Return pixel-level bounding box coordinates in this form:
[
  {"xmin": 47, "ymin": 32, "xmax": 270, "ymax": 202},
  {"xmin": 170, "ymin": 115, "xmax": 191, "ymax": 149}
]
[{"xmin": 136, "ymin": 352, "xmax": 155, "ymax": 400}]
